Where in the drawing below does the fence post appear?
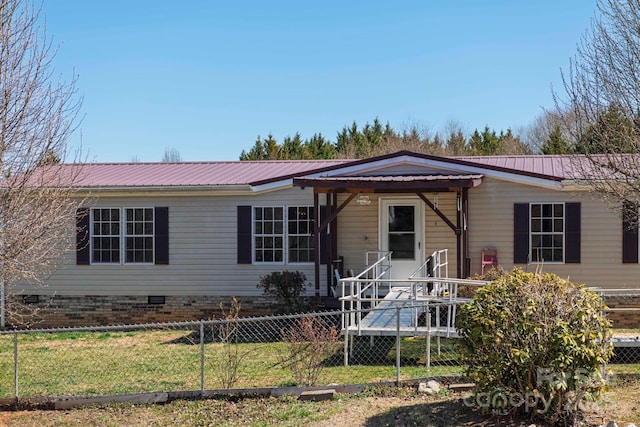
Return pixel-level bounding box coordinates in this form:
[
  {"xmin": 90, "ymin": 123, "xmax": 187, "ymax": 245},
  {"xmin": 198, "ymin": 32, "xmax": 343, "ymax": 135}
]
[
  {"xmin": 426, "ymin": 303, "xmax": 431, "ymax": 369},
  {"xmin": 396, "ymin": 306, "xmax": 401, "ymax": 385},
  {"xmin": 200, "ymin": 320, "xmax": 205, "ymax": 394},
  {"xmin": 13, "ymin": 332, "xmax": 18, "ymax": 398},
  {"xmin": 343, "ymin": 326, "xmax": 349, "ymax": 366}
]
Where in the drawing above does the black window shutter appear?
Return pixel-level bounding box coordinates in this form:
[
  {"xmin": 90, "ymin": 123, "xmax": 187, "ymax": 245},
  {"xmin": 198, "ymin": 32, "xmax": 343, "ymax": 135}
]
[
  {"xmin": 237, "ymin": 206, "xmax": 252, "ymax": 264},
  {"xmin": 76, "ymin": 208, "xmax": 90, "ymax": 265},
  {"xmin": 565, "ymin": 202, "xmax": 581, "ymax": 263},
  {"xmin": 154, "ymin": 207, "xmax": 169, "ymax": 265},
  {"xmin": 513, "ymin": 203, "xmax": 529, "ymax": 263},
  {"xmin": 623, "ymin": 202, "xmax": 639, "ymax": 263}
]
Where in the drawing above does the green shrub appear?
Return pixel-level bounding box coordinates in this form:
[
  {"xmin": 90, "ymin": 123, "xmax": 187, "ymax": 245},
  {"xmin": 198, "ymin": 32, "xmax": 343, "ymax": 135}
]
[
  {"xmin": 457, "ymin": 268, "xmax": 613, "ymax": 424},
  {"xmin": 258, "ymin": 271, "xmax": 308, "ymax": 314}
]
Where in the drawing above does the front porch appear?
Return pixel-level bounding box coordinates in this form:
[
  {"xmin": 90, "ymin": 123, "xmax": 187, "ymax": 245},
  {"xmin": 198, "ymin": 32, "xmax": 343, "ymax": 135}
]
[{"xmin": 293, "ymin": 173, "xmax": 483, "ymax": 297}]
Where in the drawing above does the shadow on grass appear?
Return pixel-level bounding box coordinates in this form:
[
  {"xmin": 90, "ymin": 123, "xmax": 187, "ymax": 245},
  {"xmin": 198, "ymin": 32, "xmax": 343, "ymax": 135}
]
[
  {"xmin": 323, "ymin": 336, "xmax": 396, "ymax": 366},
  {"xmin": 165, "ymin": 323, "xmax": 284, "ymax": 345},
  {"xmin": 362, "ymin": 398, "xmax": 544, "ymax": 427}
]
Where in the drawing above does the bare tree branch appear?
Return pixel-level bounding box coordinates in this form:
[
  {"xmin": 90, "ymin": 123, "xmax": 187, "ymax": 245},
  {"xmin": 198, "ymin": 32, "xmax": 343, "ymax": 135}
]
[
  {"xmin": 0, "ymin": 0, "xmax": 83, "ymax": 327},
  {"xmin": 556, "ymin": 0, "xmax": 640, "ymax": 218}
]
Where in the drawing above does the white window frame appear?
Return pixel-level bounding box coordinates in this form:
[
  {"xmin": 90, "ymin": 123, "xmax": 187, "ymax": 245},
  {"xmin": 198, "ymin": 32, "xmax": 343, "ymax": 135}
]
[
  {"xmin": 90, "ymin": 207, "xmax": 155, "ymax": 265},
  {"xmin": 287, "ymin": 205, "xmax": 315, "ymax": 264},
  {"xmin": 529, "ymin": 202, "xmax": 565, "ymax": 264},
  {"xmin": 90, "ymin": 208, "xmax": 121, "ymax": 264},
  {"xmin": 252, "ymin": 205, "xmax": 315, "ymax": 265},
  {"xmin": 124, "ymin": 207, "xmax": 155, "ymax": 264}
]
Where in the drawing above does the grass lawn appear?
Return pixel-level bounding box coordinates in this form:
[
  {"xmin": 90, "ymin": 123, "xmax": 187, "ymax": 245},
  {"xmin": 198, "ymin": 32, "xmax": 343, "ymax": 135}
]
[{"xmin": 0, "ymin": 330, "xmax": 463, "ymax": 399}]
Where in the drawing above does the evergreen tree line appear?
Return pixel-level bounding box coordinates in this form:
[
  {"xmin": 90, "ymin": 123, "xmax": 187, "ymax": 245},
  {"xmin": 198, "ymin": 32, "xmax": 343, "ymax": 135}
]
[
  {"xmin": 239, "ymin": 118, "xmax": 535, "ymax": 160},
  {"xmin": 239, "ymin": 105, "xmax": 637, "ymax": 160}
]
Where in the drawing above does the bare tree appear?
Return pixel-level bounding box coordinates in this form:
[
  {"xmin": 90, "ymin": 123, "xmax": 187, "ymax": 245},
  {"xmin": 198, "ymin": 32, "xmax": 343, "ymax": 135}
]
[
  {"xmin": 0, "ymin": 0, "xmax": 82, "ymax": 327},
  {"xmin": 161, "ymin": 147, "xmax": 182, "ymax": 162},
  {"xmin": 556, "ymin": 0, "xmax": 640, "ymax": 213}
]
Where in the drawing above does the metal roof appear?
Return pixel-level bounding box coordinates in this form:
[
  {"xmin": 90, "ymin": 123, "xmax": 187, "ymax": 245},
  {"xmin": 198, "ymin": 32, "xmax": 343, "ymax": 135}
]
[
  {"xmin": 38, "ymin": 152, "xmax": 593, "ymax": 190},
  {"xmin": 455, "ymin": 155, "xmax": 577, "ymax": 180},
  {"xmin": 56, "ymin": 159, "xmax": 350, "ymax": 188}
]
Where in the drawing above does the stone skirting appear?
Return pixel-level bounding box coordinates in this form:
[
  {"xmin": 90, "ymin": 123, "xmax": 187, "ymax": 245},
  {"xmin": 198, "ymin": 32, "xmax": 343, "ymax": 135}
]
[
  {"xmin": 5, "ymin": 293, "xmax": 640, "ymax": 329},
  {"xmin": 603, "ymin": 295, "xmax": 640, "ymax": 329},
  {"xmin": 6, "ymin": 295, "xmax": 285, "ymax": 328}
]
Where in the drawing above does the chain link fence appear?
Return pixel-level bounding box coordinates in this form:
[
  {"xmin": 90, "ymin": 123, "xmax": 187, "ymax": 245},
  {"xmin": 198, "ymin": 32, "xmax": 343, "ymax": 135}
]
[{"xmin": 0, "ymin": 302, "xmax": 638, "ymax": 400}]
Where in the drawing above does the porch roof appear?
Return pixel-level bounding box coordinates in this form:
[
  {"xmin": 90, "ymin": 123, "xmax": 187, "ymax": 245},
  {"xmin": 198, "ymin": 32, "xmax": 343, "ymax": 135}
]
[{"xmin": 293, "ymin": 174, "xmax": 483, "ymax": 192}]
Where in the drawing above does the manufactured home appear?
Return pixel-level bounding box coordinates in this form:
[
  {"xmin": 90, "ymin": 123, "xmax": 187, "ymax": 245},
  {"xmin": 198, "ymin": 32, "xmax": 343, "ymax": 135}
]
[{"xmin": 14, "ymin": 151, "xmax": 640, "ymax": 326}]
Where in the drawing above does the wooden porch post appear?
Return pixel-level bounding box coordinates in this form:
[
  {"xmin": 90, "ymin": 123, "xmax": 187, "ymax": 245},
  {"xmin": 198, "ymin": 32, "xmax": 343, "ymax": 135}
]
[
  {"xmin": 462, "ymin": 187, "xmax": 470, "ymax": 277},
  {"xmin": 329, "ymin": 191, "xmax": 339, "ymax": 296},
  {"xmin": 456, "ymin": 190, "xmax": 462, "ymax": 279},
  {"xmin": 314, "ymin": 191, "xmax": 321, "ymax": 297}
]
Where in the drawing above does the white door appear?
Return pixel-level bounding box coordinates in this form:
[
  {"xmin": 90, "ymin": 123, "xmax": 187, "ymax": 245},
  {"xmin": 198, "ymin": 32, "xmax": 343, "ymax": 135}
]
[{"xmin": 380, "ymin": 198, "xmax": 424, "ymax": 280}]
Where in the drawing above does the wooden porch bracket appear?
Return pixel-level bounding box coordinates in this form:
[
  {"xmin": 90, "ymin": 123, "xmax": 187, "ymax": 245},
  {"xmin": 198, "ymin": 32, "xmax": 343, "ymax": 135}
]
[
  {"xmin": 317, "ymin": 192, "xmax": 356, "ymax": 233},
  {"xmin": 416, "ymin": 192, "xmax": 458, "ymax": 233},
  {"xmin": 417, "ymin": 191, "xmax": 470, "ymax": 278},
  {"xmin": 314, "ymin": 191, "xmax": 357, "ymax": 297}
]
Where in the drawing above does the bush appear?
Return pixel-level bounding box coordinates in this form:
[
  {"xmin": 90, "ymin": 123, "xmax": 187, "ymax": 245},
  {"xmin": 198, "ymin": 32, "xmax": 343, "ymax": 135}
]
[
  {"xmin": 279, "ymin": 315, "xmax": 341, "ymax": 386},
  {"xmin": 257, "ymin": 271, "xmax": 308, "ymax": 314},
  {"xmin": 457, "ymin": 268, "xmax": 613, "ymax": 425},
  {"xmin": 209, "ymin": 297, "xmax": 251, "ymax": 388}
]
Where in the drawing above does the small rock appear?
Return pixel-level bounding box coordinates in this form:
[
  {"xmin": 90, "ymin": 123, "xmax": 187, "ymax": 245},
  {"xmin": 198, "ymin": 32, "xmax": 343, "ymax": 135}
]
[
  {"xmin": 418, "ymin": 380, "xmax": 441, "ymax": 395},
  {"xmin": 426, "ymin": 380, "xmax": 441, "ymax": 394},
  {"xmin": 527, "ymin": 424, "xmax": 537, "ymax": 427},
  {"xmin": 605, "ymin": 421, "xmax": 619, "ymax": 427},
  {"xmin": 625, "ymin": 424, "xmax": 638, "ymax": 427}
]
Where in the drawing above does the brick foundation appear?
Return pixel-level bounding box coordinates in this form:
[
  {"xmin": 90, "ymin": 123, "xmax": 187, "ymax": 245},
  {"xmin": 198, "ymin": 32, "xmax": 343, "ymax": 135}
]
[
  {"xmin": 6, "ymin": 293, "xmax": 640, "ymax": 330},
  {"xmin": 6, "ymin": 295, "xmax": 286, "ymax": 328},
  {"xmin": 603, "ymin": 295, "xmax": 640, "ymax": 329}
]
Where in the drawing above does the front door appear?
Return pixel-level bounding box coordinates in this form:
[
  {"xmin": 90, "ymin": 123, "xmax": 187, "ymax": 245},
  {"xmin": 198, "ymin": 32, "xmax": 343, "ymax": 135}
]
[{"xmin": 380, "ymin": 198, "xmax": 424, "ymax": 280}]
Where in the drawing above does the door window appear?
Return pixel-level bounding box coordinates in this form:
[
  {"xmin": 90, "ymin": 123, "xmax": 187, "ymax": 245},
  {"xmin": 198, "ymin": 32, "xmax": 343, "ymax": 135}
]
[{"xmin": 388, "ymin": 205, "xmax": 415, "ymax": 259}]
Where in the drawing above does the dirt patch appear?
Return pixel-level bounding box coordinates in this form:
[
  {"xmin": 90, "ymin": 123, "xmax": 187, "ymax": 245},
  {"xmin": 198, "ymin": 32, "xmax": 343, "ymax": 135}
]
[
  {"xmin": 2, "ymin": 380, "xmax": 639, "ymax": 427},
  {"xmin": 308, "ymin": 393, "xmax": 609, "ymax": 427}
]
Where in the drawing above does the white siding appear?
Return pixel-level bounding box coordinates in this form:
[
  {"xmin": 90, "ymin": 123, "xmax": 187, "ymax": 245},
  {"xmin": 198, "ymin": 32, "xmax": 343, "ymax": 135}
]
[
  {"xmin": 468, "ymin": 177, "xmax": 638, "ymax": 287},
  {"xmin": 38, "ymin": 174, "xmax": 637, "ymax": 299},
  {"xmin": 39, "ymin": 187, "xmax": 327, "ymax": 296}
]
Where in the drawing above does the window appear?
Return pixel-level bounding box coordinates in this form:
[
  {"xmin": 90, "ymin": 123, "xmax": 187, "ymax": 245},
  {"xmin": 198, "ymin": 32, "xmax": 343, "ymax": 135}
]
[
  {"xmin": 125, "ymin": 208, "xmax": 154, "ymax": 263},
  {"xmin": 288, "ymin": 206, "xmax": 314, "ymax": 263},
  {"xmin": 254, "ymin": 207, "xmax": 284, "ymax": 262},
  {"xmin": 91, "ymin": 207, "xmax": 154, "ymax": 264},
  {"xmin": 514, "ymin": 202, "xmax": 580, "ymax": 264},
  {"xmin": 530, "ymin": 203, "xmax": 564, "ymax": 263},
  {"xmin": 253, "ymin": 206, "xmax": 314, "ymax": 263},
  {"xmin": 92, "ymin": 208, "xmax": 121, "ymax": 263}
]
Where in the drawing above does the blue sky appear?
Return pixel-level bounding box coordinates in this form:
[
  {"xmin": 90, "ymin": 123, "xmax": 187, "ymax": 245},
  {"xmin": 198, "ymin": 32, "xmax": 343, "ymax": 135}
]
[{"xmin": 43, "ymin": 1, "xmax": 596, "ymax": 162}]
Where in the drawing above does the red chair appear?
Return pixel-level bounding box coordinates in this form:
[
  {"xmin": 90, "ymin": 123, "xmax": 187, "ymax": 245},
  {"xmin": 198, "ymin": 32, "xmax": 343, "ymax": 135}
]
[{"xmin": 481, "ymin": 247, "xmax": 498, "ymax": 274}]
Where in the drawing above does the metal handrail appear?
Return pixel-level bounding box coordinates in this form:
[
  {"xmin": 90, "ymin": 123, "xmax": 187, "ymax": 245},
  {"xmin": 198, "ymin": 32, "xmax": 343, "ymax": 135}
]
[
  {"xmin": 340, "ymin": 251, "xmax": 392, "ymax": 333},
  {"xmin": 340, "ymin": 275, "xmax": 489, "ymax": 335}
]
